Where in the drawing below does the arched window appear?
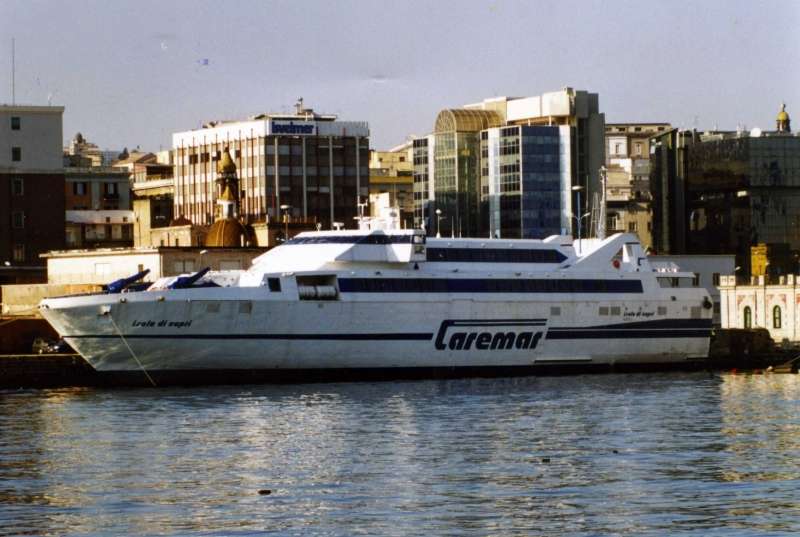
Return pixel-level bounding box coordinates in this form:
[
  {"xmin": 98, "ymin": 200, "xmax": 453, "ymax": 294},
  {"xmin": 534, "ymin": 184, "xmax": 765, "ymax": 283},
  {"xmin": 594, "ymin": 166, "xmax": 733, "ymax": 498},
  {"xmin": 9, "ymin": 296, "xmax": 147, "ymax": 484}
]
[
  {"xmin": 743, "ymin": 306, "xmax": 752, "ymax": 329},
  {"xmin": 773, "ymin": 306, "xmax": 782, "ymax": 329}
]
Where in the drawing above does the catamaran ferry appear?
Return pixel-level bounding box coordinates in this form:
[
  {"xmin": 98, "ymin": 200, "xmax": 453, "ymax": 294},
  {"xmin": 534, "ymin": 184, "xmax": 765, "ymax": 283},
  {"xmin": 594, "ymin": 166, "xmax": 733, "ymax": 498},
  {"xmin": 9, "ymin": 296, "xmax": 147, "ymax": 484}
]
[{"xmin": 39, "ymin": 225, "xmax": 713, "ymax": 385}]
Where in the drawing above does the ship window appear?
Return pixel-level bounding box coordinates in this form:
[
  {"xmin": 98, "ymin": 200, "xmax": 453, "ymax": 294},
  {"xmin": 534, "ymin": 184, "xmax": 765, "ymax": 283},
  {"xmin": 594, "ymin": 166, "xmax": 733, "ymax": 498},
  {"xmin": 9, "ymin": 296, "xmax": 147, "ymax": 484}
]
[
  {"xmin": 599, "ymin": 306, "xmax": 609, "ymax": 316},
  {"xmin": 239, "ymin": 301, "xmax": 252, "ymax": 314},
  {"xmin": 657, "ymin": 306, "xmax": 667, "ymax": 315},
  {"xmin": 773, "ymin": 306, "xmax": 782, "ymax": 329},
  {"xmin": 336, "ymin": 278, "xmax": 644, "ymax": 294},
  {"xmin": 206, "ymin": 303, "xmax": 220, "ymax": 313},
  {"xmin": 691, "ymin": 306, "xmax": 701, "ymax": 319},
  {"xmin": 610, "ymin": 306, "xmax": 621, "ymax": 316},
  {"xmin": 692, "ymin": 273, "xmax": 700, "ymax": 287},
  {"xmin": 268, "ymin": 277, "xmax": 281, "ymax": 292},
  {"xmin": 550, "ymin": 306, "xmax": 561, "ymax": 316}
]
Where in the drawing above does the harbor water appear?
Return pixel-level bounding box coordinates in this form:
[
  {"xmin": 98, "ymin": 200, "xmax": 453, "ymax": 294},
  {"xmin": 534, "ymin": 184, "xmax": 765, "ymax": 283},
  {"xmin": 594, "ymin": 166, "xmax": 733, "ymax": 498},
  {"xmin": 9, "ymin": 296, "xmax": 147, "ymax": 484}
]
[{"xmin": 2, "ymin": 373, "xmax": 800, "ymax": 536}]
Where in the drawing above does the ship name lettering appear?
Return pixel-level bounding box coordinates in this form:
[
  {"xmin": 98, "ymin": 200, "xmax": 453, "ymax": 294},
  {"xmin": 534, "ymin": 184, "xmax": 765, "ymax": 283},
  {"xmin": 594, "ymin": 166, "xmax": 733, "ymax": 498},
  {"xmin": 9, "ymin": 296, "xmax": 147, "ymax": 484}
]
[{"xmin": 435, "ymin": 321, "xmax": 543, "ymax": 351}]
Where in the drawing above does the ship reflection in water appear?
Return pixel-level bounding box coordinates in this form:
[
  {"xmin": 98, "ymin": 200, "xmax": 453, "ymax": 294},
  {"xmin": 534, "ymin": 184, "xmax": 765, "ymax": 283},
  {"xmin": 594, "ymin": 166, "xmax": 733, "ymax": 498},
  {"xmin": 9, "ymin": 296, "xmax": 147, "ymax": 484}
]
[{"xmin": 1, "ymin": 373, "xmax": 800, "ymax": 535}]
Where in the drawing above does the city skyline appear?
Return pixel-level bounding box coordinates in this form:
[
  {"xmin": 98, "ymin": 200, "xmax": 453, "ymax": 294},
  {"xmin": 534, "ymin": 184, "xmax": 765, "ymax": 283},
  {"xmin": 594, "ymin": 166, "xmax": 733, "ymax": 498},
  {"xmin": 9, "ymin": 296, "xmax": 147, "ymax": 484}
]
[{"xmin": 1, "ymin": 0, "xmax": 798, "ymax": 151}]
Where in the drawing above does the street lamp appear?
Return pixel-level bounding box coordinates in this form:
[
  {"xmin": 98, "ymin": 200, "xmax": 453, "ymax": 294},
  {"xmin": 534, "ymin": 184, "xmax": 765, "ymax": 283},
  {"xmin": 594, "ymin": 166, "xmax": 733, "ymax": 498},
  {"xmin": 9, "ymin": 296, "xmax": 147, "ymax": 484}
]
[
  {"xmin": 280, "ymin": 204, "xmax": 291, "ymax": 242},
  {"xmin": 435, "ymin": 208, "xmax": 443, "ymax": 238},
  {"xmin": 571, "ymin": 212, "xmax": 592, "ymax": 254}
]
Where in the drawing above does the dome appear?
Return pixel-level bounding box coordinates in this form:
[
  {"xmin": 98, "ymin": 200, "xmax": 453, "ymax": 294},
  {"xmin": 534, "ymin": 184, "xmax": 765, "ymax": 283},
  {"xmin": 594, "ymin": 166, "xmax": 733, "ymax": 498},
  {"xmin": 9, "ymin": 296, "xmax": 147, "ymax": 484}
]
[
  {"xmin": 169, "ymin": 215, "xmax": 192, "ymax": 226},
  {"xmin": 434, "ymin": 109, "xmax": 503, "ymax": 134},
  {"xmin": 777, "ymin": 105, "xmax": 789, "ymax": 122},
  {"xmin": 205, "ymin": 217, "xmax": 248, "ymax": 247},
  {"xmin": 217, "ymin": 147, "xmax": 237, "ymax": 175}
]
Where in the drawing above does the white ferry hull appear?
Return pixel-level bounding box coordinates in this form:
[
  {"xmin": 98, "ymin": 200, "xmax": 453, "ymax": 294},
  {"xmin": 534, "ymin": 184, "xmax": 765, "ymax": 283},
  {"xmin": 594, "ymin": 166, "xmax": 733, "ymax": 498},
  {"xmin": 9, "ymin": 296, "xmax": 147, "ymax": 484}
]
[{"xmin": 41, "ymin": 292, "xmax": 711, "ymax": 378}]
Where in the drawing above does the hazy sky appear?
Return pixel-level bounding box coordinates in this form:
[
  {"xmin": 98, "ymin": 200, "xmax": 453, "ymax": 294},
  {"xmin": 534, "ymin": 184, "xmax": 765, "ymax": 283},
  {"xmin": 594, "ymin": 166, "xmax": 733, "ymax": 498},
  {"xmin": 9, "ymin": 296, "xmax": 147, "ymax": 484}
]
[{"xmin": 2, "ymin": 0, "xmax": 798, "ymax": 151}]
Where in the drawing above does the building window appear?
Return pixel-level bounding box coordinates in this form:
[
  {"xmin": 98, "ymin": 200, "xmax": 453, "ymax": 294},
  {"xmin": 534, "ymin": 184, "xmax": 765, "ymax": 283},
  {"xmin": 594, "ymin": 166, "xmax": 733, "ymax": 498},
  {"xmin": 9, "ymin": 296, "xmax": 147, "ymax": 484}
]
[
  {"xmin": 12, "ymin": 177, "xmax": 23, "ymax": 196},
  {"xmin": 11, "ymin": 147, "xmax": 21, "ymax": 161},
  {"xmin": 11, "ymin": 116, "xmax": 20, "ymax": 130},
  {"xmin": 12, "ymin": 244, "xmax": 24, "ymax": 262},
  {"xmin": 105, "ymin": 182, "xmax": 118, "ymax": 195},
  {"xmin": 773, "ymin": 306, "xmax": 782, "ymax": 329},
  {"xmin": 743, "ymin": 306, "xmax": 752, "ymax": 329},
  {"xmin": 634, "ymin": 142, "xmax": 642, "ymax": 155},
  {"xmin": 73, "ymin": 182, "xmax": 87, "ymax": 195},
  {"xmin": 11, "ymin": 210, "xmax": 24, "ymax": 228},
  {"xmin": 712, "ymin": 273, "xmax": 720, "ymax": 286},
  {"xmin": 628, "ymin": 221, "xmax": 638, "ymax": 232},
  {"xmin": 614, "ymin": 143, "xmax": 622, "ymax": 155}
]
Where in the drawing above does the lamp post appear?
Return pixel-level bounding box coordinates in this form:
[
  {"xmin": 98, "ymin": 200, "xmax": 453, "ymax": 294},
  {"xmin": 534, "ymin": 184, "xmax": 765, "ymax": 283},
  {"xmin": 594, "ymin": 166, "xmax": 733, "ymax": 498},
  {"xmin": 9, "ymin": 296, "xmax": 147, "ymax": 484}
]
[
  {"xmin": 571, "ymin": 212, "xmax": 592, "ymax": 254},
  {"xmin": 571, "ymin": 184, "xmax": 585, "ymax": 236},
  {"xmin": 280, "ymin": 204, "xmax": 291, "ymax": 242},
  {"xmin": 435, "ymin": 208, "xmax": 443, "ymax": 238}
]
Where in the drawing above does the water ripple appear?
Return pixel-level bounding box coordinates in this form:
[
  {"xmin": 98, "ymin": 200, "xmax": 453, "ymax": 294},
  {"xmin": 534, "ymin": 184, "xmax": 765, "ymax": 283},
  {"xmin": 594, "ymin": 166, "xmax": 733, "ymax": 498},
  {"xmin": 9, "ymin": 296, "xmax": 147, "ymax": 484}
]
[{"xmin": 1, "ymin": 373, "xmax": 800, "ymax": 536}]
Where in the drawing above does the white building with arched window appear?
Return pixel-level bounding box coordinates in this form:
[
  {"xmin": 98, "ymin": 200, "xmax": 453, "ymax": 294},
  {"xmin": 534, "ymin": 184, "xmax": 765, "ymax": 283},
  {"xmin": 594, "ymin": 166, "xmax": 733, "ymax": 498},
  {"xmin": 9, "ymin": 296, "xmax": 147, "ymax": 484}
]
[{"xmin": 719, "ymin": 274, "xmax": 800, "ymax": 345}]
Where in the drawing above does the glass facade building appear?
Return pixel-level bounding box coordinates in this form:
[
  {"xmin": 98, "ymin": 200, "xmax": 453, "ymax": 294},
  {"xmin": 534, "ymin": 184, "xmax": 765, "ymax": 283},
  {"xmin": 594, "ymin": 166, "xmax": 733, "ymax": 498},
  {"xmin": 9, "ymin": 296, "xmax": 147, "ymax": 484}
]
[
  {"xmin": 686, "ymin": 135, "xmax": 800, "ymax": 274},
  {"xmin": 481, "ymin": 125, "xmax": 562, "ymax": 238},
  {"xmin": 432, "ymin": 109, "xmax": 502, "ymax": 238}
]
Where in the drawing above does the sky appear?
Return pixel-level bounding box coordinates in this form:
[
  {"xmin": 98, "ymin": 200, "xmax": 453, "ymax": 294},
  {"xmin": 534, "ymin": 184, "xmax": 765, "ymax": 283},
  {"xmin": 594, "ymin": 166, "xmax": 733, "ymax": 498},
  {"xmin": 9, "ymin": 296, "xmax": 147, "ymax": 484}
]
[{"xmin": 1, "ymin": 0, "xmax": 798, "ymax": 152}]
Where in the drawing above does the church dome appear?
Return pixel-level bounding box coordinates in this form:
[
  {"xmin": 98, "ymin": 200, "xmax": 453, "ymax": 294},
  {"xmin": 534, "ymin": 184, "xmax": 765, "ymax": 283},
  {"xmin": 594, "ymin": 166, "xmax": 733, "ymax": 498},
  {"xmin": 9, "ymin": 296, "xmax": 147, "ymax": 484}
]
[
  {"xmin": 217, "ymin": 147, "xmax": 237, "ymax": 175},
  {"xmin": 169, "ymin": 215, "xmax": 192, "ymax": 226},
  {"xmin": 777, "ymin": 106, "xmax": 790, "ymax": 122},
  {"xmin": 205, "ymin": 217, "xmax": 248, "ymax": 247}
]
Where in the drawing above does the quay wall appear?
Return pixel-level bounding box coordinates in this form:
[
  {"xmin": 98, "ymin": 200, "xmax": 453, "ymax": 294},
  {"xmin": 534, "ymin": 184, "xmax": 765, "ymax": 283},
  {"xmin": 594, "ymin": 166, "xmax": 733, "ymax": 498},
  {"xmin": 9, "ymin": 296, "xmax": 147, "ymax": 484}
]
[
  {"xmin": 1, "ymin": 283, "xmax": 101, "ymax": 316},
  {"xmin": 0, "ymin": 354, "xmax": 98, "ymax": 389}
]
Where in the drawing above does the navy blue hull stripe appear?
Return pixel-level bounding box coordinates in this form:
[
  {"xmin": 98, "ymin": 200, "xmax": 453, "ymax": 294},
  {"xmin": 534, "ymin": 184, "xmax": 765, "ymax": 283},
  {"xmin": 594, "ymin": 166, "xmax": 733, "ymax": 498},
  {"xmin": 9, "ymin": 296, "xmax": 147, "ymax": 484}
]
[
  {"xmin": 546, "ymin": 329, "xmax": 711, "ymax": 339},
  {"xmin": 66, "ymin": 333, "xmax": 435, "ymax": 341},
  {"xmin": 65, "ymin": 320, "xmax": 711, "ymax": 341}
]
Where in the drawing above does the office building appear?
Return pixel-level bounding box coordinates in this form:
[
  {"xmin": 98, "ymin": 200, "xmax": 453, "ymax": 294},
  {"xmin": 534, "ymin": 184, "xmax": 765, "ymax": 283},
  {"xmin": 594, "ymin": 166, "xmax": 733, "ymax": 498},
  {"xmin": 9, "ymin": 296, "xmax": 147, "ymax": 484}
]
[
  {"xmin": 413, "ymin": 88, "xmax": 605, "ymax": 238},
  {"xmin": 172, "ymin": 99, "xmax": 370, "ymax": 231},
  {"xmin": 0, "ymin": 105, "xmax": 65, "ymax": 284},
  {"xmin": 412, "ymin": 135, "xmax": 435, "ymax": 230}
]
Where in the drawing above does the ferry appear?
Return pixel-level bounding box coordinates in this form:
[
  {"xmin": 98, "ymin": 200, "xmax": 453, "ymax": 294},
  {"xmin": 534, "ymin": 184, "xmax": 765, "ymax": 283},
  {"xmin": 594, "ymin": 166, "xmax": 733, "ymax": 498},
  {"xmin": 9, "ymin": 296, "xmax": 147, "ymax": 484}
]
[{"xmin": 39, "ymin": 221, "xmax": 713, "ymax": 385}]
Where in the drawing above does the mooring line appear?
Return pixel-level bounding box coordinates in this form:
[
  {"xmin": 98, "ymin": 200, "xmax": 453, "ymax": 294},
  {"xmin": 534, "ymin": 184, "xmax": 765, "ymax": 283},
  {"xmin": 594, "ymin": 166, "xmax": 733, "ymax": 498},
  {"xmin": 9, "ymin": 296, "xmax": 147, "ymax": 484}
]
[{"xmin": 108, "ymin": 312, "xmax": 157, "ymax": 387}]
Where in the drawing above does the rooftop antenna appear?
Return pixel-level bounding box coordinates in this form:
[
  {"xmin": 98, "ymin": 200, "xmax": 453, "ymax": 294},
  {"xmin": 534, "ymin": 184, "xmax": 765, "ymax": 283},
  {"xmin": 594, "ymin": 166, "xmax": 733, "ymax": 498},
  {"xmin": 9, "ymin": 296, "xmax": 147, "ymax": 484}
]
[{"xmin": 11, "ymin": 37, "xmax": 15, "ymax": 105}]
